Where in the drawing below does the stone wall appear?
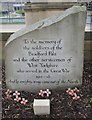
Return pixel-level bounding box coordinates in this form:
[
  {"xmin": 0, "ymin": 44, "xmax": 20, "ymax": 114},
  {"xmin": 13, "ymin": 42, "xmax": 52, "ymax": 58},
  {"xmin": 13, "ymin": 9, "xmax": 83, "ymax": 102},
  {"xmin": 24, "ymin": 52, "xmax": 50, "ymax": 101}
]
[
  {"xmin": 24, "ymin": 2, "xmax": 78, "ymax": 26},
  {"xmin": 84, "ymin": 32, "xmax": 92, "ymax": 61},
  {"xmin": 30, "ymin": 0, "xmax": 77, "ymax": 2},
  {"xmin": 0, "ymin": 33, "xmax": 13, "ymax": 64}
]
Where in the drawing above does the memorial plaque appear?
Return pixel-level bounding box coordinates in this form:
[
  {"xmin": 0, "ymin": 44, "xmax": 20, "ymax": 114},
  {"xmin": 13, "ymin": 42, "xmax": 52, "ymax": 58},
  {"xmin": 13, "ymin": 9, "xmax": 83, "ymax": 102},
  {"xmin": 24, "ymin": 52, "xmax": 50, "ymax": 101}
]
[{"xmin": 5, "ymin": 6, "xmax": 87, "ymax": 91}]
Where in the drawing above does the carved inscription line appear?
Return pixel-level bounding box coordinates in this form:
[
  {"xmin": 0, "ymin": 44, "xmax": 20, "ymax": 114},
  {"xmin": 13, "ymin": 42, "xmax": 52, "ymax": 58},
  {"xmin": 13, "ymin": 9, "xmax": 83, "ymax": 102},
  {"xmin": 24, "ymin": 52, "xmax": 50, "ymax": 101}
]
[{"xmin": 11, "ymin": 38, "xmax": 75, "ymax": 86}]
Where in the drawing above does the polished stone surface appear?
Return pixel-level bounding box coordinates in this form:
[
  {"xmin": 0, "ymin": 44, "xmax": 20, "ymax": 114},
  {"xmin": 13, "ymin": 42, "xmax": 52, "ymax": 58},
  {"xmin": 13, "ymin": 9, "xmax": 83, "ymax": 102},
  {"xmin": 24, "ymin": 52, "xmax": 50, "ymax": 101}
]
[{"xmin": 5, "ymin": 6, "xmax": 86, "ymax": 91}]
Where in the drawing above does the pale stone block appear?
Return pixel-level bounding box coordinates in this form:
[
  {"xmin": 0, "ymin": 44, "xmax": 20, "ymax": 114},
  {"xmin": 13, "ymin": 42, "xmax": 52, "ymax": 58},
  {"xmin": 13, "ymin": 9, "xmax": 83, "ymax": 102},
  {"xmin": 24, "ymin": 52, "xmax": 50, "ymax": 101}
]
[{"xmin": 33, "ymin": 99, "xmax": 50, "ymax": 115}]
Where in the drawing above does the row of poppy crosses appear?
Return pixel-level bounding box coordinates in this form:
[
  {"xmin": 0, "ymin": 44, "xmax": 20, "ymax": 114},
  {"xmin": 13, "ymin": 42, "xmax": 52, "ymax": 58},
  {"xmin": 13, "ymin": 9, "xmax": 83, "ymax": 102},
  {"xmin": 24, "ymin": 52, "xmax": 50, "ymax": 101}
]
[{"xmin": 5, "ymin": 87, "xmax": 80, "ymax": 105}]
